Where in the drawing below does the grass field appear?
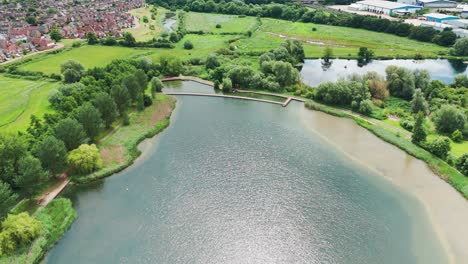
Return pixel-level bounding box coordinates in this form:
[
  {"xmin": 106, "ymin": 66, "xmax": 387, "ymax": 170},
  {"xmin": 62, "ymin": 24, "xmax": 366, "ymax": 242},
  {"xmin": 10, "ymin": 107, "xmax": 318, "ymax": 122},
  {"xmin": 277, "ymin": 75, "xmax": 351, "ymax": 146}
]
[
  {"xmin": 0, "ymin": 75, "xmax": 58, "ymax": 132},
  {"xmin": 19, "ymin": 45, "xmax": 154, "ymax": 74},
  {"xmin": 236, "ymin": 18, "xmax": 449, "ymax": 58},
  {"xmin": 185, "ymin": 12, "xmax": 259, "ymax": 33},
  {"xmin": 124, "ymin": 7, "xmax": 165, "ymax": 41}
]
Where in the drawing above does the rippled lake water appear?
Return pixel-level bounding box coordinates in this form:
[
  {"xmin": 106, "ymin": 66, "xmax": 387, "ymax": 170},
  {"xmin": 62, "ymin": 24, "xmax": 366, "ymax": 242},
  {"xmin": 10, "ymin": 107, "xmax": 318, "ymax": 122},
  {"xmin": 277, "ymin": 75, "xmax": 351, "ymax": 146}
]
[{"xmin": 45, "ymin": 82, "xmax": 449, "ymax": 263}]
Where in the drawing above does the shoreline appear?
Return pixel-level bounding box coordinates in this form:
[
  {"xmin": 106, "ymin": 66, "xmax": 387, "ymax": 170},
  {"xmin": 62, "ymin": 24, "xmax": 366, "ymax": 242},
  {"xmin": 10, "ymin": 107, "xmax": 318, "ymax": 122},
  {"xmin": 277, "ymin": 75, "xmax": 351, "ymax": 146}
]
[{"xmin": 299, "ymin": 107, "xmax": 468, "ymax": 263}]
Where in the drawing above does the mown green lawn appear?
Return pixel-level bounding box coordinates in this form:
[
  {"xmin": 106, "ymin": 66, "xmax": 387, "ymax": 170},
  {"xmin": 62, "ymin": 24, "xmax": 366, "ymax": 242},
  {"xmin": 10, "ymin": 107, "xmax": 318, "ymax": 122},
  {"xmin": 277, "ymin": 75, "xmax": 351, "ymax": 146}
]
[
  {"xmin": 185, "ymin": 12, "xmax": 259, "ymax": 33},
  {"xmin": 19, "ymin": 45, "xmax": 154, "ymax": 74},
  {"xmin": 0, "ymin": 75, "xmax": 58, "ymax": 132},
  {"xmin": 236, "ymin": 18, "xmax": 449, "ymax": 58}
]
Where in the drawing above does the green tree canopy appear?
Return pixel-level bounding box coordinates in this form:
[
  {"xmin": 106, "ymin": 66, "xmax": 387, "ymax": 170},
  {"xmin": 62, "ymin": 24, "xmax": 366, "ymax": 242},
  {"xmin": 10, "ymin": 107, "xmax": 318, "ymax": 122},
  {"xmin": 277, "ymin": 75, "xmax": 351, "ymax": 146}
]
[
  {"xmin": 93, "ymin": 93, "xmax": 117, "ymax": 128},
  {"xmin": 35, "ymin": 136, "xmax": 68, "ymax": 176},
  {"xmin": 431, "ymin": 105, "xmax": 466, "ymax": 134},
  {"xmin": 410, "ymin": 89, "xmax": 428, "ymax": 114},
  {"xmin": 67, "ymin": 144, "xmax": 102, "ymax": 175},
  {"xmin": 75, "ymin": 103, "xmax": 103, "ymax": 141},
  {"xmin": 0, "ymin": 182, "xmax": 18, "ymax": 220},
  {"xmin": 86, "ymin": 31, "xmax": 98, "ymax": 45},
  {"xmin": 412, "ymin": 112, "xmax": 427, "ymax": 144},
  {"xmin": 55, "ymin": 117, "xmax": 88, "ymax": 150},
  {"xmin": 0, "ymin": 212, "xmax": 41, "ymax": 255}
]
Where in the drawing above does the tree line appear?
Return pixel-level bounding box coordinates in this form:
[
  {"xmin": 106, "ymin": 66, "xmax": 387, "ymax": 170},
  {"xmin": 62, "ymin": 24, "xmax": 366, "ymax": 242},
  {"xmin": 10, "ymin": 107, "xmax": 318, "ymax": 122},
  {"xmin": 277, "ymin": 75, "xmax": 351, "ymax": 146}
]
[
  {"xmin": 309, "ymin": 65, "xmax": 467, "ymax": 172},
  {"xmin": 0, "ymin": 56, "xmax": 181, "ymax": 245},
  {"xmin": 149, "ymin": 0, "xmax": 459, "ymax": 48}
]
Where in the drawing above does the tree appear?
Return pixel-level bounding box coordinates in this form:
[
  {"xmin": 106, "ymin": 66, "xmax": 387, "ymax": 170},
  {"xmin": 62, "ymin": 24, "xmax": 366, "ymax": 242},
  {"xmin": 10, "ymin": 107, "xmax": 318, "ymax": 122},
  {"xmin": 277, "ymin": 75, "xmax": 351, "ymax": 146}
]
[
  {"xmin": 272, "ymin": 61, "xmax": 299, "ymax": 87},
  {"xmin": 412, "ymin": 112, "xmax": 427, "ymax": 144},
  {"xmin": 50, "ymin": 28, "xmax": 62, "ymax": 42},
  {"xmin": 364, "ymin": 72, "xmax": 388, "ymax": 100},
  {"xmin": 122, "ymin": 32, "xmax": 136, "ymax": 47},
  {"xmin": 14, "ymin": 155, "xmax": 46, "ymax": 195},
  {"xmin": 410, "ymin": 89, "xmax": 428, "ymax": 114},
  {"xmin": 55, "ymin": 118, "xmax": 88, "ymax": 150},
  {"xmin": 428, "ymin": 136, "xmax": 451, "ymax": 160},
  {"xmin": 452, "ymin": 38, "xmax": 468, "ymax": 56},
  {"xmin": 358, "ymin": 99, "xmax": 373, "ymax": 115},
  {"xmin": 121, "ymin": 74, "xmax": 140, "ymax": 102},
  {"xmin": 357, "ymin": 47, "xmax": 374, "ymax": 62},
  {"xmin": 205, "ymin": 54, "xmax": 220, "ymax": 69},
  {"xmin": 431, "ymin": 105, "xmax": 466, "ymax": 134},
  {"xmin": 432, "ymin": 29, "xmax": 456, "ymax": 47},
  {"xmin": 75, "ymin": 103, "xmax": 103, "ymax": 141},
  {"xmin": 111, "ymin": 84, "xmax": 130, "ymax": 116},
  {"xmin": 134, "ymin": 69, "xmax": 148, "ymax": 94},
  {"xmin": 385, "ymin": 66, "xmax": 415, "ymax": 100},
  {"xmin": 0, "ymin": 182, "xmax": 18, "ymax": 219},
  {"xmin": 61, "ymin": 60, "xmax": 84, "ymax": 83},
  {"xmin": 93, "ymin": 93, "xmax": 117, "ymax": 128},
  {"xmin": 67, "ymin": 144, "xmax": 102, "ymax": 175},
  {"xmin": 456, "ymin": 153, "xmax": 468, "ymax": 176},
  {"xmin": 150, "ymin": 77, "xmax": 163, "ymax": 97},
  {"xmin": 451, "ymin": 129, "xmax": 463, "ymax": 142},
  {"xmin": 323, "ymin": 47, "xmax": 333, "ymax": 62},
  {"xmin": 0, "ymin": 213, "xmax": 41, "ymax": 255},
  {"xmin": 0, "ymin": 134, "xmax": 28, "ymax": 185},
  {"xmin": 35, "ymin": 136, "xmax": 67, "ymax": 176},
  {"xmin": 86, "ymin": 31, "xmax": 98, "ymax": 45},
  {"xmin": 413, "ymin": 69, "xmax": 430, "ymax": 91},
  {"xmin": 222, "ymin": 78, "xmax": 233, "ymax": 92},
  {"xmin": 451, "ymin": 74, "xmax": 468, "ymax": 88},
  {"xmin": 62, "ymin": 69, "xmax": 81, "ymax": 83},
  {"xmin": 184, "ymin": 40, "xmax": 194, "ymax": 50}
]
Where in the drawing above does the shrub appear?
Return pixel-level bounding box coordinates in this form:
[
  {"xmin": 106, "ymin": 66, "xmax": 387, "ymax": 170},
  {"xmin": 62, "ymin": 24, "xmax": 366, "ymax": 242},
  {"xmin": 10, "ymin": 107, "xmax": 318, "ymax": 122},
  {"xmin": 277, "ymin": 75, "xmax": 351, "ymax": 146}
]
[
  {"xmin": 400, "ymin": 118, "xmax": 415, "ymax": 131},
  {"xmin": 451, "ymin": 129, "xmax": 463, "ymax": 142},
  {"xmin": 431, "ymin": 105, "xmax": 466, "ymax": 134},
  {"xmin": 216, "ymin": 24, "xmax": 222, "ymax": 28},
  {"xmin": 359, "ymin": 99, "xmax": 373, "ymax": 115},
  {"xmin": 222, "ymin": 78, "xmax": 232, "ymax": 92},
  {"xmin": 427, "ymin": 136, "xmax": 451, "ymax": 160},
  {"xmin": 183, "ymin": 40, "xmax": 193, "ymax": 50},
  {"xmin": 312, "ymin": 27, "xmax": 317, "ymax": 31},
  {"xmin": 0, "ymin": 213, "xmax": 41, "ymax": 255},
  {"xmin": 457, "ymin": 153, "xmax": 468, "ymax": 176}
]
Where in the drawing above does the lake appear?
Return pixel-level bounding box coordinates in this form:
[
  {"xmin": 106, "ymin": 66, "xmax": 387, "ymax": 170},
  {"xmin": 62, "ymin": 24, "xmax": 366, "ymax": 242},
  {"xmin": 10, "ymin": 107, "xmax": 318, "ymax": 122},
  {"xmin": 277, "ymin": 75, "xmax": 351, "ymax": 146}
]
[
  {"xmin": 44, "ymin": 82, "xmax": 450, "ymax": 263},
  {"xmin": 301, "ymin": 59, "xmax": 468, "ymax": 86}
]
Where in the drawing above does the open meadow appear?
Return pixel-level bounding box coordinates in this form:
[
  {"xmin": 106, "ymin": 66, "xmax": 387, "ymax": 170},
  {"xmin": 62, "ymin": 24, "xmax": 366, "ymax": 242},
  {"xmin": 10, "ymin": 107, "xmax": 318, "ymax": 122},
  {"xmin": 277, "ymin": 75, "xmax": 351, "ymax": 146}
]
[
  {"xmin": 19, "ymin": 45, "xmax": 154, "ymax": 75},
  {"xmin": 124, "ymin": 7, "xmax": 167, "ymax": 42},
  {"xmin": 0, "ymin": 75, "xmax": 58, "ymax": 132},
  {"xmin": 185, "ymin": 12, "xmax": 259, "ymax": 33},
  {"xmin": 236, "ymin": 18, "xmax": 449, "ymax": 58}
]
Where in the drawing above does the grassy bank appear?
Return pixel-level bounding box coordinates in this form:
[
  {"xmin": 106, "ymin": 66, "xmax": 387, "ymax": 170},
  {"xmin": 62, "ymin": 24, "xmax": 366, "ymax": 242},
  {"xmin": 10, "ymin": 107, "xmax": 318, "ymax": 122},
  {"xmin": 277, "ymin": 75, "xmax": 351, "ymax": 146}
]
[
  {"xmin": 304, "ymin": 100, "xmax": 468, "ymax": 198},
  {"xmin": 0, "ymin": 198, "xmax": 77, "ymax": 264},
  {"xmin": 73, "ymin": 93, "xmax": 176, "ymax": 184},
  {"xmin": 0, "ymin": 75, "xmax": 58, "ymax": 132}
]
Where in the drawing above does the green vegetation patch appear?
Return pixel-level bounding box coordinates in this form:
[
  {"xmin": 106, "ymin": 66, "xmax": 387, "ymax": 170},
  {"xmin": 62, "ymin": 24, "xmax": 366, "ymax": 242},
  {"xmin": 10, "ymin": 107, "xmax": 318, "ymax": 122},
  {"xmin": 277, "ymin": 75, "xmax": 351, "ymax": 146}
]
[
  {"xmin": 236, "ymin": 18, "xmax": 448, "ymax": 58},
  {"xmin": 73, "ymin": 94, "xmax": 176, "ymax": 184},
  {"xmin": 19, "ymin": 45, "xmax": 153, "ymax": 75},
  {"xmin": 0, "ymin": 75, "xmax": 58, "ymax": 132},
  {"xmin": 0, "ymin": 198, "xmax": 76, "ymax": 264},
  {"xmin": 185, "ymin": 12, "xmax": 258, "ymax": 33}
]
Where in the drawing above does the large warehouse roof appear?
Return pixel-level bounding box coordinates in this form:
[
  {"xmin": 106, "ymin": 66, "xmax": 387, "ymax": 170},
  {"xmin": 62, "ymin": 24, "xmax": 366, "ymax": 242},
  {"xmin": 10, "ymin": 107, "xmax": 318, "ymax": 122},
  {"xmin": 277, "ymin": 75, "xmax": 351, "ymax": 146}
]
[{"xmin": 357, "ymin": 0, "xmax": 420, "ymax": 9}]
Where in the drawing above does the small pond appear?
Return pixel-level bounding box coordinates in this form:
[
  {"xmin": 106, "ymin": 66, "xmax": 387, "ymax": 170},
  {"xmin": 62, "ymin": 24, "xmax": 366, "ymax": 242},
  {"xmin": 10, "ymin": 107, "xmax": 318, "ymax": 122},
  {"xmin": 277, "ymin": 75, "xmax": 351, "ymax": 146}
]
[{"xmin": 300, "ymin": 59, "xmax": 468, "ymax": 86}]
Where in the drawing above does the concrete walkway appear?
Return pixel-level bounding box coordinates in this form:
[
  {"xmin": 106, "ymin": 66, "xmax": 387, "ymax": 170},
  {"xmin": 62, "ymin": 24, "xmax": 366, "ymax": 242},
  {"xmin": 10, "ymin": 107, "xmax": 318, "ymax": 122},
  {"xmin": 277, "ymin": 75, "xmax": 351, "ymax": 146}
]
[
  {"xmin": 36, "ymin": 176, "xmax": 70, "ymax": 211},
  {"xmin": 164, "ymin": 92, "xmax": 285, "ymax": 106}
]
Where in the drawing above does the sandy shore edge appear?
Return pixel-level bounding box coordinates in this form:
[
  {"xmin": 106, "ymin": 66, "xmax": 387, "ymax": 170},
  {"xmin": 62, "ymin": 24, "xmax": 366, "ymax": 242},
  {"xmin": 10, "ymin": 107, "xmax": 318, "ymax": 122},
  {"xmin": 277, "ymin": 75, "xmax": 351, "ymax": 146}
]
[{"xmin": 299, "ymin": 107, "xmax": 468, "ymax": 264}]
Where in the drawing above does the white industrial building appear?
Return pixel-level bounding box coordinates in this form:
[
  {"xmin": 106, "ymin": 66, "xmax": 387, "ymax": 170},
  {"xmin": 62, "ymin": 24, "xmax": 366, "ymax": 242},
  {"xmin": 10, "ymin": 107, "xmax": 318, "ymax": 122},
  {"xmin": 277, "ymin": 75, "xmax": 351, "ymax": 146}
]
[
  {"xmin": 416, "ymin": 0, "xmax": 457, "ymax": 8},
  {"xmin": 352, "ymin": 0, "xmax": 422, "ymax": 15}
]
